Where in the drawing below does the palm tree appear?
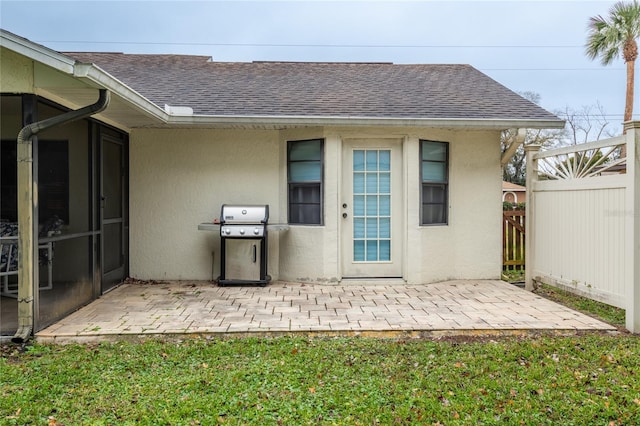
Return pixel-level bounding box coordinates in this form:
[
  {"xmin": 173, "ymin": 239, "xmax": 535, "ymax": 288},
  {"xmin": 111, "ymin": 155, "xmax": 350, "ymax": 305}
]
[{"xmin": 586, "ymin": 1, "xmax": 640, "ymax": 127}]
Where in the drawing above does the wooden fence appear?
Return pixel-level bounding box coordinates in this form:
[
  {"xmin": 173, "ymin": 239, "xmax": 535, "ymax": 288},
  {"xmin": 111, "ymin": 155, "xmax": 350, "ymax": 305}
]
[{"xmin": 503, "ymin": 210, "xmax": 525, "ymax": 271}]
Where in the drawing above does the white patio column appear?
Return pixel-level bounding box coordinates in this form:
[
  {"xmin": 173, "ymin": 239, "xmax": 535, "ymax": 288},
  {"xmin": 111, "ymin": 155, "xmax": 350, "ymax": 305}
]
[
  {"xmin": 624, "ymin": 122, "xmax": 640, "ymax": 333},
  {"xmin": 524, "ymin": 144, "xmax": 541, "ymax": 292}
]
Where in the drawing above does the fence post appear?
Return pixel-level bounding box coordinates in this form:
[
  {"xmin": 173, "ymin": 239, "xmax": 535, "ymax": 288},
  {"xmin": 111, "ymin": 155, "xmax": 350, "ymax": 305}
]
[
  {"xmin": 624, "ymin": 122, "xmax": 640, "ymax": 333},
  {"xmin": 524, "ymin": 144, "xmax": 541, "ymax": 292}
]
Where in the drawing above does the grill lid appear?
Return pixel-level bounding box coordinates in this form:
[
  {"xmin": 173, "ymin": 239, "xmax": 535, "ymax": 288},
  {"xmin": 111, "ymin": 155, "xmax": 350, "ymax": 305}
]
[{"xmin": 220, "ymin": 204, "xmax": 269, "ymax": 224}]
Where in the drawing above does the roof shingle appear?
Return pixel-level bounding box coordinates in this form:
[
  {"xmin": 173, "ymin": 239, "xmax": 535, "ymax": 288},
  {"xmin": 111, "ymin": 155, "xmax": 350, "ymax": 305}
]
[{"xmin": 65, "ymin": 52, "xmax": 559, "ymax": 121}]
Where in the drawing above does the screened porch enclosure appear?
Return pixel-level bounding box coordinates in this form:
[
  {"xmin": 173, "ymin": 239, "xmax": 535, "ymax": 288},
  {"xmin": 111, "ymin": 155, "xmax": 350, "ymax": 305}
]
[{"xmin": 0, "ymin": 94, "xmax": 129, "ymax": 335}]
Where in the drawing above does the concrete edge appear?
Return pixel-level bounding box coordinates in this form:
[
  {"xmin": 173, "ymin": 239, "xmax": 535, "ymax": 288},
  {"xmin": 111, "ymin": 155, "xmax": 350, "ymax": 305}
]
[{"xmin": 34, "ymin": 328, "xmax": 621, "ymax": 345}]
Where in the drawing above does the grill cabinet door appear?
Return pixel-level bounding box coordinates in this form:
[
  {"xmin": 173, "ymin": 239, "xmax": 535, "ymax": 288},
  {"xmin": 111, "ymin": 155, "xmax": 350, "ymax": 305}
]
[{"xmin": 224, "ymin": 239, "xmax": 261, "ymax": 281}]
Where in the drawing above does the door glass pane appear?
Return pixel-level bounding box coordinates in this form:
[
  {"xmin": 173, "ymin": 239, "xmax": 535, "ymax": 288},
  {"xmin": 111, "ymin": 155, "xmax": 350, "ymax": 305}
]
[
  {"xmin": 353, "ymin": 195, "xmax": 365, "ymax": 215},
  {"xmin": 352, "ymin": 149, "xmax": 391, "ymax": 262},
  {"xmin": 379, "ymin": 195, "xmax": 390, "ymax": 216},
  {"xmin": 353, "ymin": 150, "xmax": 365, "ymax": 171},
  {"xmin": 379, "ymin": 151, "xmax": 390, "ymax": 171},
  {"xmin": 366, "ymin": 151, "xmax": 378, "ymax": 170},
  {"xmin": 379, "ymin": 172, "xmax": 390, "ymax": 193},
  {"xmin": 353, "ymin": 173, "xmax": 365, "ymax": 193},
  {"xmin": 365, "ymin": 173, "xmax": 377, "ymax": 193},
  {"xmin": 379, "ymin": 218, "xmax": 390, "ymax": 238},
  {"xmin": 354, "ymin": 218, "xmax": 365, "ymax": 238},
  {"xmin": 366, "ymin": 218, "xmax": 378, "ymax": 238},
  {"xmin": 366, "ymin": 195, "xmax": 378, "ymax": 215},
  {"xmin": 366, "ymin": 241, "xmax": 378, "ymax": 261},
  {"xmin": 354, "ymin": 240, "xmax": 365, "ymax": 261},
  {"xmin": 379, "ymin": 240, "xmax": 390, "ymax": 260}
]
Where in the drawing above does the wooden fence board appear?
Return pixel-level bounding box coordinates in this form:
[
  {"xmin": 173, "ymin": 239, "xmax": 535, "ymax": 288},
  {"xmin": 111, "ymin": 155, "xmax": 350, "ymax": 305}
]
[{"xmin": 503, "ymin": 210, "xmax": 525, "ymax": 271}]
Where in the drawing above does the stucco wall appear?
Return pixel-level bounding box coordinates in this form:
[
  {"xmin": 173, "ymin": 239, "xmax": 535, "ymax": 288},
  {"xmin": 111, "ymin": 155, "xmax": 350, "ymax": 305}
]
[
  {"xmin": 129, "ymin": 126, "xmax": 502, "ymax": 284},
  {"xmin": 412, "ymin": 129, "xmax": 502, "ymax": 283},
  {"xmin": 0, "ymin": 47, "xmax": 34, "ymax": 94},
  {"xmin": 129, "ymin": 128, "xmax": 281, "ymax": 280}
]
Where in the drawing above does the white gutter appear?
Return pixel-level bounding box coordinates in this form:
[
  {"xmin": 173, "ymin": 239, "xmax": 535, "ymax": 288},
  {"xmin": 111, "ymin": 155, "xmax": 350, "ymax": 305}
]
[
  {"xmin": 2, "ymin": 29, "xmax": 565, "ymax": 131},
  {"xmin": 165, "ymin": 114, "xmax": 565, "ymax": 130}
]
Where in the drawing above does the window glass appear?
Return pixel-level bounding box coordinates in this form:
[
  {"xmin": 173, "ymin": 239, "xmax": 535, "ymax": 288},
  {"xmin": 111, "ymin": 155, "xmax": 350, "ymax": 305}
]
[
  {"xmin": 422, "ymin": 143, "xmax": 447, "ymax": 161},
  {"xmin": 288, "ymin": 139, "xmax": 323, "ymax": 225},
  {"xmin": 422, "ymin": 162, "xmax": 446, "ymax": 182},
  {"xmin": 421, "ymin": 140, "xmax": 449, "ymax": 225},
  {"xmin": 289, "ymin": 162, "xmax": 321, "ymax": 181},
  {"xmin": 289, "ymin": 139, "xmax": 321, "ymax": 161}
]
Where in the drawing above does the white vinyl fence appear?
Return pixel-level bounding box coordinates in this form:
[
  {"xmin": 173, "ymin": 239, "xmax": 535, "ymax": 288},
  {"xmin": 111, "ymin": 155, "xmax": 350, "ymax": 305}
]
[{"xmin": 525, "ymin": 123, "xmax": 640, "ymax": 332}]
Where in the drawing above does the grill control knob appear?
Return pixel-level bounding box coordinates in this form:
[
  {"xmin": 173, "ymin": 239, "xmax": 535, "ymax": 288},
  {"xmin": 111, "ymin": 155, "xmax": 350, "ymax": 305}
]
[
  {"xmin": 224, "ymin": 228, "xmax": 231, "ymax": 235},
  {"xmin": 253, "ymin": 228, "xmax": 260, "ymax": 235},
  {"xmin": 239, "ymin": 228, "xmax": 245, "ymax": 235}
]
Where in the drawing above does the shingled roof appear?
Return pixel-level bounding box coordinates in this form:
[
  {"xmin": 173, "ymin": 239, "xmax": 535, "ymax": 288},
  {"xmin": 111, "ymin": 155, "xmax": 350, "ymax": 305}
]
[{"xmin": 65, "ymin": 52, "xmax": 559, "ymax": 122}]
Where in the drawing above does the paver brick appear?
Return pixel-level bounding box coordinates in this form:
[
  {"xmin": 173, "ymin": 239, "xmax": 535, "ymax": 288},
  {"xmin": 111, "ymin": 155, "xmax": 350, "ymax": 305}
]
[{"xmin": 35, "ymin": 280, "xmax": 617, "ymax": 341}]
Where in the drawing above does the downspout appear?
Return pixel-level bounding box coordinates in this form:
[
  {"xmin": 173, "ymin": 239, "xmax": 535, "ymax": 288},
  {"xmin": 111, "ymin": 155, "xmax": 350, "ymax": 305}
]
[
  {"xmin": 12, "ymin": 89, "xmax": 110, "ymax": 343},
  {"xmin": 501, "ymin": 128, "xmax": 527, "ymax": 166}
]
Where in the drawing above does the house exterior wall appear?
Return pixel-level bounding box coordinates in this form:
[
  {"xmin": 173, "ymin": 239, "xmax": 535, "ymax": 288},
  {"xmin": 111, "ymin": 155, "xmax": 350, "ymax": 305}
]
[
  {"xmin": 129, "ymin": 126, "xmax": 502, "ymax": 284},
  {"xmin": 413, "ymin": 129, "xmax": 502, "ymax": 283},
  {"xmin": 129, "ymin": 128, "xmax": 282, "ymax": 280},
  {"xmin": 0, "ymin": 47, "xmax": 34, "ymax": 94}
]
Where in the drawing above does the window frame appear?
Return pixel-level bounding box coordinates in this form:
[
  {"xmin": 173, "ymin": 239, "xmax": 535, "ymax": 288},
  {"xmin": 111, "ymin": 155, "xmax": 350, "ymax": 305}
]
[
  {"xmin": 287, "ymin": 138, "xmax": 324, "ymax": 225},
  {"xmin": 420, "ymin": 140, "xmax": 449, "ymax": 226}
]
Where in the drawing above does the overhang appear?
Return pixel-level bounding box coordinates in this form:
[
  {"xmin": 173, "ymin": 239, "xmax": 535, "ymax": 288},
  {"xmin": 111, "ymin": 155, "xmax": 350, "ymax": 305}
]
[{"xmin": 2, "ymin": 29, "xmax": 565, "ymax": 132}]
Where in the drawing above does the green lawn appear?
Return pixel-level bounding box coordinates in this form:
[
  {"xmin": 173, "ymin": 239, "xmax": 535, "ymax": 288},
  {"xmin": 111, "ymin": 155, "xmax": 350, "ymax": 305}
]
[
  {"xmin": 533, "ymin": 283, "xmax": 626, "ymax": 328},
  {"xmin": 2, "ymin": 334, "xmax": 640, "ymax": 425},
  {"xmin": 1, "ymin": 281, "xmax": 637, "ymax": 425}
]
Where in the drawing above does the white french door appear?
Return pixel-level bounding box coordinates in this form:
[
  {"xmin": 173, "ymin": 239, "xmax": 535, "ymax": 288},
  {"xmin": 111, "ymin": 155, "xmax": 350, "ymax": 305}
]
[{"xmin": 341, "ymin": 139, "xmax": 403, "ymax": 278}]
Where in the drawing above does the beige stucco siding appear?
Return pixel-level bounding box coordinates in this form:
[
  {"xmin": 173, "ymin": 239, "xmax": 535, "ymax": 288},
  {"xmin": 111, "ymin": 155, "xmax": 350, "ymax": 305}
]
[
  {"xmin": 413, "ymin": 130, "xmax": 502, "ymax": 283},
  {"xmin": 0, "ymin": 47, "xmax": 34, "ymax": 94},
  {"xmin": 277, "ymin": 129, "xmax": 341, "ymax": 283},
  {"xmin": 129, "ymin": 128, "xmax": 281, "ymax": 280},
  {"xmin": 129, "ymin": 126, "xmax": 502, "ymax": 284}
]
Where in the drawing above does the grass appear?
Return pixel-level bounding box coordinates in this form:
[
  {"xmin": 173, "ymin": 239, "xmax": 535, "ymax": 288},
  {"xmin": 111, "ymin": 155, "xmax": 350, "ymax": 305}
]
[
  {"xmin": 1, "ymin": 279, "xmax": 636, "ymax": 425},
  {"xmin": 2, "ymin": 334, "xmax": 640, "ymax": 425},
  {"xmin": 533, "ymin": 283, "xmax": 626, "ymax": 328},
  {"xmin": 501, "ymin": 269, "xmax": 625, "ymax": 328}
]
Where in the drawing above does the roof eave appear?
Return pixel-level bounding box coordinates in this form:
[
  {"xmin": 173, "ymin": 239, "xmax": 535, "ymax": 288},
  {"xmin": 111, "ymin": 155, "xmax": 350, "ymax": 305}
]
[
  {"xmin": 1, "ymin": 30, "xmax": 566, "ymax": 131},
  {"xmin": 164, "ymin": 114, "xmax": 566, "ymax": 130},
  {"xmin": 76, "ymin": 63, "xmax": 169, "ymax": 122},
  {"xmin": 1, "ymin": 29, "xmax": 75, "ymax": 73}
]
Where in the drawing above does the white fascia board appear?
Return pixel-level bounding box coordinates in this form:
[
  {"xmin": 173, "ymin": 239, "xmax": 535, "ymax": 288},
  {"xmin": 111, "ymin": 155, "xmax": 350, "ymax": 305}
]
[
  {"xmin": 74, "ymin": 63, "xmax": 169, "ymax": 122},
  {"xmin": 2, "ymin": 31, "xmax": 564, "ymax": 131},
  {"xmin": 1, "ymin": 30, "xmax": 168, "ymax": 124},
  {"xmin": 167, "ymin": 114, "xmax": 566, "ymax": 130},
  {"xmin": 1, "ymin": 30, "xmax": 75, "ymax": 74}
]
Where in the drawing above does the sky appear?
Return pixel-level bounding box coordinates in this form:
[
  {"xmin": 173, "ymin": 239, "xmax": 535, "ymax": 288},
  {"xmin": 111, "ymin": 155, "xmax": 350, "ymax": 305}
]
[{"xmin": 0, "ymin": 0, "xmax": 631, "ymax": 134}]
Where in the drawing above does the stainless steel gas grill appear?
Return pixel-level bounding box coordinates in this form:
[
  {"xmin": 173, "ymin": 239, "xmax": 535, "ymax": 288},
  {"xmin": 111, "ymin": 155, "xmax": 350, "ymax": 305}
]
[{"xmin": 218, "ymin": 204, "xmax": 270, "ymax": 286}]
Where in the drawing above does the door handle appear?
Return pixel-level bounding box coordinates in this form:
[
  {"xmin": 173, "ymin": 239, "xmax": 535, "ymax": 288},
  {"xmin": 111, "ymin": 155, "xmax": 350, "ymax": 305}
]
[{"xmin": 252, "ymin": 244, "xmax": 257, "ymax": 263}]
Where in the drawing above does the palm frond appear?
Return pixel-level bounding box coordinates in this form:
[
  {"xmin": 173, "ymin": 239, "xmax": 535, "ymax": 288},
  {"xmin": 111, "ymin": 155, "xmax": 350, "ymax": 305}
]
[{"xmin": 586, "ymin": 1, "xmax": 640, "ymax": 65}]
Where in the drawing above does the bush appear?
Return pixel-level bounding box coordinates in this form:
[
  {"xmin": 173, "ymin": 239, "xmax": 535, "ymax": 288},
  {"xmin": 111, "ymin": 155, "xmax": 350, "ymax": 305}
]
[{"xmin": 503, "ymin": 201, "xmax": 525, "ymax": 211}]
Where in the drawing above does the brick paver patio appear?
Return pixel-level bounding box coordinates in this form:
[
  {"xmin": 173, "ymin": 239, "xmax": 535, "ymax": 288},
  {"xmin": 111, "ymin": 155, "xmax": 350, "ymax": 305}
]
[{"xmin": 36, "ymin": 280, "xmax": 616, "ymax": 343}]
